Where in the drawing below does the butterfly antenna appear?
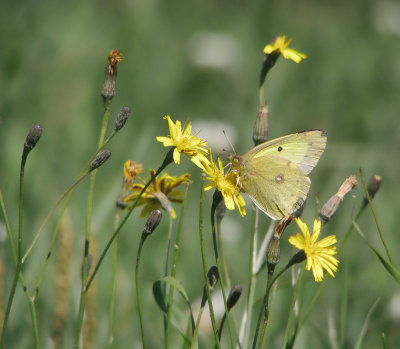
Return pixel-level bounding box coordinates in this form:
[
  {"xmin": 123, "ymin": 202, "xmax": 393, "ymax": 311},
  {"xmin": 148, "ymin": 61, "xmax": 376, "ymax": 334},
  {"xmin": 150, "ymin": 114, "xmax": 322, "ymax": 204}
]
[{"xmin": 223, "ymin": 129, "xmax": 236, "ymax": 155}]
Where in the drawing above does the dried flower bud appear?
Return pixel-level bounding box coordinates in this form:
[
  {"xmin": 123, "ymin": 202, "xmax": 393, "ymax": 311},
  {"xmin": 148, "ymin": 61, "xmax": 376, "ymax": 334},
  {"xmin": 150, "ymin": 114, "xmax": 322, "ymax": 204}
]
[
  {"xmin": 207, "ymin": 266, "xmax": 219, "ymax": 289},
  {"xmin": 142, "ymin": 209, "xmax": 162, "ymax": 235},
  {"xmin": 274, "ymin": 215, "xmax": 293, "ymax": 239},
  {"xmin": 319, "ymin": 175, "xmax": 357, "ymax": 223},
  {"xmin": 116, "ymin": 160, "xmax": 143, "ymax": 209},
  {"xmin": 89, "ymin": 150, "xmax": 111, "ymax": 172},
  {"xmin": 114, "ymin": 106, "xmax": 130, "ymax": 132},
  {"xmin": 253, "ymin": 104, "xmax": 269, "ymax": 146},
  {"xmin": 23, "ymin": 124, "xmax": 42, "ymax": 155},
  {"xmin": 227, "ymin": 285, "xmax": 242, "ymax": 311},
  {"xmin": 101, "ymin": 49, "xmax": 123, "ymax": 101},
  {"xmin": 366, "ymin": 175, "xmax": 382, "ymax": 200}
]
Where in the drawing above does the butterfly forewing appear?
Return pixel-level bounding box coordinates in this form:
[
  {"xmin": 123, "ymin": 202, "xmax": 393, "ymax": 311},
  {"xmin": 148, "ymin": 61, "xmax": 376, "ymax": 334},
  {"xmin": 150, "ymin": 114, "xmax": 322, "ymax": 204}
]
[
  {"xmin": 247, "ymin": 130, "xmax": 327, "ymax": 175},
  {"xmin": 240, "ymin": 155, "xmax": 310, "ymax": 220}
]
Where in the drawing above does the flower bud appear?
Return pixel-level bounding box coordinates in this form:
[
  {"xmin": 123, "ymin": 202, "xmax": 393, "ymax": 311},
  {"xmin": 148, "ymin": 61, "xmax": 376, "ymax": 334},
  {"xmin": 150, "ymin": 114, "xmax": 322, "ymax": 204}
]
[
  {"xmin": 215, "ymin": 199, "xmax": 226, "ymax": 222},
  {"xmin": 207, "ymin": 265, "xmax": 219, "ymax": 290},
  {"xmin": 266, "ymin": 236, "xmax": 280, "ymax": 267},
  {"xmin": 23, "ymin": 124, "xmax": 42, "ymax": 156},
  {"xmin": 319, "ymin": 175, "xmax": 357, "ymax": 223},
  {"xmin": 227, "ymin": 285, "xmax": 242, "ymax": 311},
  {"xmin": 366, "ymin": 175, "xmax": 382, "ymax": 200},
  {"xmin": 253, "ymin": 104, "xmax": 269, "ymax": 146},
  {"xmin": 259, "ymin": 37, "xmax": 281, "ymax": 87},
  {"xmin": 101, "ymin": 49, "xmax": 123, "ymax": 101},
  {"xmin": 142, "ymin": 209, "xmax": 162, "ymax": 235},
  {"xmin": 89, "ymin": 150, "xmax": 111, "ymax": 172},
  {"xmin": 114, "ymin": 106, "xmax": 130, "ymax": 132}
]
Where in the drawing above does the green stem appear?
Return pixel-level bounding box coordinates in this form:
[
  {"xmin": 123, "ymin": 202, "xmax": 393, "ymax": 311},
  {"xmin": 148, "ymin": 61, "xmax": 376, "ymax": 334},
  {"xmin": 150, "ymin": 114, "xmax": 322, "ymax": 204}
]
[
  {"xmin": 166, "ymin": 184, "xmax": 189, "ymax": 348},
  {"xmin": 135, "ymin": 235, "xmax": 148, "ymax": 349},
  {"xmin": 164, "ymin": 211, "xmax": 173, "ymax": 348},
  {"xmin": 217, "ymin": 215, "xmax": 231, "ymax": 291},
  {"xmin": 252, "ymin": 262, "xmax": 292, "ymax": 349},
  {"xmin": 108, "ymin": 210, "xmax": 122, "ymax": 348},
  {"xmin": 190, "ymin": 300, "xmax": 205, "ymax": 349},
  {"xmin": 74, "ymin": 98, "xmax": 112, "ymax": 348},
  {"xmin": 198, "ymin": 177, "xmax": 220, "ymax": 348},
  {"xmin": 0, "ymin": 189, "xmax": 39, "ymax": 349},
  {"xmin": 210, "ymin": 198, "xmax": 234, "ymax": 348},
  {"xmin": 359, "ymin": 169, "xmax": 392, "ymax": 264}
]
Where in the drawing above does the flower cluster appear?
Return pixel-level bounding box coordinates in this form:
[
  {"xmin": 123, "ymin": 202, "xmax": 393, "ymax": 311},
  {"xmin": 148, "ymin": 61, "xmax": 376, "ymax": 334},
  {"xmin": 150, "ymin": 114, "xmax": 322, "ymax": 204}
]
[{"xmin": 156, "ymin": 115, "xmax": 246, "ymax": 216}]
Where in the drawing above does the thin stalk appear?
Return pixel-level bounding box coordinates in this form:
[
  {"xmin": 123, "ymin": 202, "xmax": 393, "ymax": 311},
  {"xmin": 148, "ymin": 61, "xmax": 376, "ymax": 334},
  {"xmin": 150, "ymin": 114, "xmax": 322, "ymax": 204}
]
[
  {"xmin": 84, "ymin": 149, "xmax": 174, "ymax": 292},
  {"xmin": 217, "ymin": 215, "xmax": 231, "ymax": 291},
  {"xmin": 252, "ymin": 262, "xmax": 291, "ymax": 349},
  {"xmin": 1, "ymin": 151, "xmax": 39, "ymax": 349},
  {"xmin": 164, "ymin": 211, "xmax": 173, "ymax": 348},
  {"xmin": 191, "ymin": 301, "xmax": 205, "ymax": 349},
  {"xmin": 210, "ymin": 200, "xmax": 234, "ymax": 348},
  {"xmin": 23, "ymin": 171, "xmax": 90, "ymax": 262},
  {"xmin": 33, "ymin": 194, "xmax": 72, "ymax": 299},
  {"xmin": 198, "ymin": 176, "xmax": 220, "ymax": 348},
  {"xmin": 135, "ymin": 235, "xmax": 148, "ymax": 349},
  {"xmin": 242, "ymin": 207, "xmax": 259, "ymax": 348},
  {"xmin": 0, "ymin": 189, "xmax": 39, "ymax": 348},
  {"xmin": 75, "ymin": 98, "xmax": 112, "ymax": 348},
  {"xmin": 108, "ymin": 209, "xmax": 122, "ymax": 348},
  {"xmin": 166, "ymin": 184, "xmax": 189, "ymax": 348},
  {"xmin": 359, "ymin": 169, "xmax": 392, "ymax": 264}
]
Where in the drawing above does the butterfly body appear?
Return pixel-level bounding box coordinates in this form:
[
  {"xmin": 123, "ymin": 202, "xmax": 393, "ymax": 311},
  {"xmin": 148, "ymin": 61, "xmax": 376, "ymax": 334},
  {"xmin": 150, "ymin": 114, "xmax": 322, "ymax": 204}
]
[{"xmin": 230, "ymin": 129, "xmax": 327, "ymax": 220}]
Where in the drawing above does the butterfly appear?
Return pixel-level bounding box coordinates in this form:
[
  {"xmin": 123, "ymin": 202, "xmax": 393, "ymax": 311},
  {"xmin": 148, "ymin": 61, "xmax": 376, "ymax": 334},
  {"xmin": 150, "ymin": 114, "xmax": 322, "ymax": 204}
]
[{"xmin": 230, "ymin": 129, "xmax": 327, "ymax": 220}]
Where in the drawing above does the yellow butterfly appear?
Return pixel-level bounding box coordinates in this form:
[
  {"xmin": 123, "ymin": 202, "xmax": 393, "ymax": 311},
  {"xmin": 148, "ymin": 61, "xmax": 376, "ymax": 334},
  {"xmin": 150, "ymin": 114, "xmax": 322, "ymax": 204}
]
[{"xmin": 230, "ymin": 129, "xmax": 327, "ymax": 220}]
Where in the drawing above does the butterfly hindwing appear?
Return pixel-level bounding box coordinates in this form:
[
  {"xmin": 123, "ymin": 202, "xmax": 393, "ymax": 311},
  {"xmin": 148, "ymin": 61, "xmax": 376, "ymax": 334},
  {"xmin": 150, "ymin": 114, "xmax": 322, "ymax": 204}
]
[{"xmin": 240, "ymin": 155, "xmax": 310, "ymax": 220}]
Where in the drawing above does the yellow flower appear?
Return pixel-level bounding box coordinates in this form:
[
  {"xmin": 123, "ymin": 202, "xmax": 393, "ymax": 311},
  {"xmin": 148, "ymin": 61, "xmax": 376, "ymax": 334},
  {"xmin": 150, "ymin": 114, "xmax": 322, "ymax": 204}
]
[
  {"xmin": 263, "ymin": 35, "xmax": 307, "ymax": 63},
  {"xmin": 125, "ymin": 169, "xmax": 191, "ymax": 219},
  {"xmin": 199, "ymin": 152, "xmax": 246, "ymax": 217},
  {"xmin": 288, "ymin": 218, "xmax": 339, "ymax": 282},
  {"xmin": 156, "ymin": 115, "xmax": 209, "ymax": 165}
]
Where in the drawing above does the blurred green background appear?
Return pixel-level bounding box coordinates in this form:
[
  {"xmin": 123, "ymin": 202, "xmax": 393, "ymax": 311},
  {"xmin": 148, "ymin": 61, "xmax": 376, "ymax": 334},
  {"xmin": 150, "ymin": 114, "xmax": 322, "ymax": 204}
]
[{"xmin": 1, "ymin": 0, "xmax": 400, "ymax": 348}]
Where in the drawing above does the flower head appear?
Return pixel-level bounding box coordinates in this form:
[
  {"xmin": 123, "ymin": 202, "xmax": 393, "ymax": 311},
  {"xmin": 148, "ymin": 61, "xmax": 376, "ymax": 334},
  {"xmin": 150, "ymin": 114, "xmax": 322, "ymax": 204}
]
[
  {"xmin": 199, "ymin": 151, "xmax": 246, "ymax": 216},
  {"xmin": 288, "ymin": 218, "xmax": 339, "ymax": 282},
  {"xmin": 263, "ymin": 35, "xmax": 307, "ymax": 63},
  {"xmin": 116, "ymin": 160, "xmax": 144, "ymax": 209},
  {"xmin": 156, "ymin": 115, "xmax": 209, "ymax": 165},
  {"xmin": 125, "ymin": 169, "xmax": 191, "ymax": 219}
]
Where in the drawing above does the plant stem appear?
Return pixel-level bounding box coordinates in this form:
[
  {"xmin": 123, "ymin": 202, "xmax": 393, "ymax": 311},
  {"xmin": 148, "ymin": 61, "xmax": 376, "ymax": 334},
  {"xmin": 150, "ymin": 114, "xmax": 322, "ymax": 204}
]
[
  {"xmin": 108, "ymin": 210, "xmax": 122, "ymax": 348},
  {"xmin": 74, "ymin": 98, "xmax": 112, "ymax": 348},
  {"xmin": 135, "ymin": 235, "xmax": 148, "ymax": 349},
  {"xmin": 166, "ymin": 184, "xmax": 189, "ymax": 348},
  {"xmin": 198, "ymin": 177, "xmax": 221, "ymax": 348}
]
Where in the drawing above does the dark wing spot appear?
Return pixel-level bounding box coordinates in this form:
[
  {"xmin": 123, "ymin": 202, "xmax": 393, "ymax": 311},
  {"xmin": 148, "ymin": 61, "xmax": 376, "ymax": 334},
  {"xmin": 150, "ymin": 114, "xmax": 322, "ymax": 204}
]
[
  {"xmin": 278, "ymin": 146, "xmax": 283, "ymax": 152},
  {"xmin": 275, "ymin": 173, "xmax": 284, "ymax": 184}
]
